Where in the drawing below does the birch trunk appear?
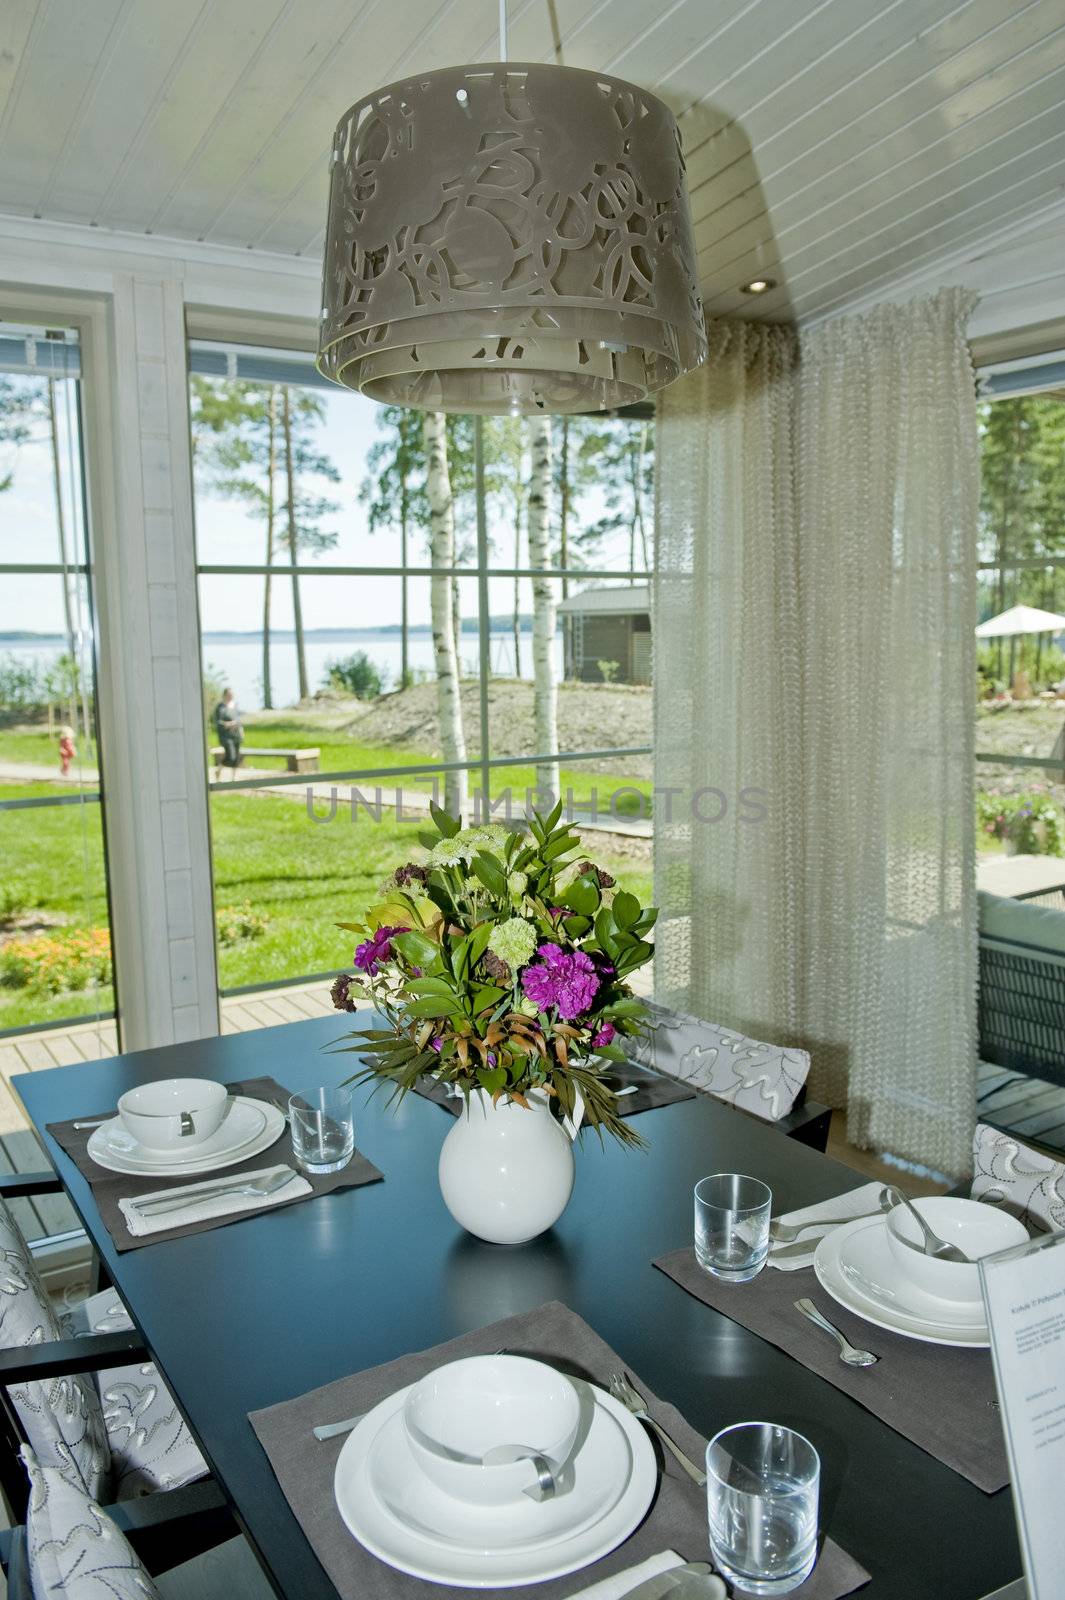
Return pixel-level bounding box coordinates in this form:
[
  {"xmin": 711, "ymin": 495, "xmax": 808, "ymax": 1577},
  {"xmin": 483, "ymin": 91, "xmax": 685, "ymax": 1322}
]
[
  {"xmin": 262, "ymin": 387, "xmax": 278, "ymax": 710},
  {"xmin": 47, "ymin": 379, "xmax": 80, "ymax": 733},
  {"xmin": 527, "ymin": 416, "xmax": 559, "ymax": 807},
  {"xmin": 282, "ymin": 387, "xmax": 309, "ymax": 702},
  {"xmin": 512, "ymin": 493, "xmax": 522, "ymax": 678},
  {"xmin": 423, "ymin": 410, "xmax": 467, "ymax": 819}
]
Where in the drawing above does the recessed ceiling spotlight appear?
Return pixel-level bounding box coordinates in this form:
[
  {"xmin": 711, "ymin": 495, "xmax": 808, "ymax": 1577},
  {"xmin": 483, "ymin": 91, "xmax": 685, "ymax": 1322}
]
[{"xmin": 741, "ymin": 277, "xmax": 777, "ymax": 295}]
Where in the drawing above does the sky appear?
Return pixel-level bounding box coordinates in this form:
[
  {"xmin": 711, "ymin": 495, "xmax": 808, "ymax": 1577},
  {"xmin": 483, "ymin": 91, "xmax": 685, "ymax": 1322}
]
[{"xmin": 0, "ymin": 371, "xmax": 641, "ymax": 640}]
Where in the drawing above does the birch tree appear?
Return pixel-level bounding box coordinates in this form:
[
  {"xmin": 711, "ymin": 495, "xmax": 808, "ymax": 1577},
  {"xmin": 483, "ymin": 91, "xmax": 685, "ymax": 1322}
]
[
  {"xmin": 527, "ymin": 415, "xmax": 559, "ymax": 806},
  {"xmin": 423, "ymin": 410, "xmax": 467, "ymax": 819}
]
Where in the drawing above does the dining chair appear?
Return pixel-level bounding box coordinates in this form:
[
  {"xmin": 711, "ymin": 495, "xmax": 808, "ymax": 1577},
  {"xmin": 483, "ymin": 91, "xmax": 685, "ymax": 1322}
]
[
  {"xmin": 626, "ymin": 1001, "xmax": 819, "ymax": 1131},
  {"xmin": 0, "ymin": 1171, "xmax": 235, "ymax": 1576},
  {"xmin": 970, "ymin": 1121, "xmax": 1065, "ymax": 1234}
]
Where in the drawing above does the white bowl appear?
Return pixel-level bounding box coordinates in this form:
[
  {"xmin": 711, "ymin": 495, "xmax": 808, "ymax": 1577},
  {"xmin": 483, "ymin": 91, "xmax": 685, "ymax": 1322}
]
[
  {"xmin": 117, "ymin": 1079, "xmax": 229, "ymax": 1150},
  {"xmin": 403, "ymin": 1355, "xmax": 581, "ymax": 1507},
  {"xmin": 885, "ymin": 1196, "xmax": 1028, "ymax": 1304}
]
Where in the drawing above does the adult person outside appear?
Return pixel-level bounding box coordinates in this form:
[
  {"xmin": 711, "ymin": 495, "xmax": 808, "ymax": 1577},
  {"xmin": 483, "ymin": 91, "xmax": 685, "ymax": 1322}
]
[{"xmin": 213, "ymin": 688, "xmax": 244, "ymax": 781}]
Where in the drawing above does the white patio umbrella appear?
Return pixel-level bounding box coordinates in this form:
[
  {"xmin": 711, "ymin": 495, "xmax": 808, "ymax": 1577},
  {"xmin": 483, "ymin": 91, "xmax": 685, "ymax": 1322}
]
[{"xmin": 975, "ymin": 603, "xmax": 1065, "ymax": 638}]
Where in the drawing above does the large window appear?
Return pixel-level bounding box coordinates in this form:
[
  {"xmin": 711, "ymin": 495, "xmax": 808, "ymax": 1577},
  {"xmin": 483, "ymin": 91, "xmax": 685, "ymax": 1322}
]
[
  {"xmin": 975, "ymin": 358, "xmax": 1065, "ymax": 886},
  {"xmin": 0, "ymin": 323, "xmax": 116, "ymax": 1034},
  {"xmin": 188, "ymin": 342, "xmax": 654, "ymax": 997}
]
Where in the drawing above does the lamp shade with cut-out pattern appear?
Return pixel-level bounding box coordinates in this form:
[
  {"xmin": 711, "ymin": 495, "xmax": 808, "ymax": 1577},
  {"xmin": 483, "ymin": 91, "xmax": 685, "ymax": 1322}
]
[{"xmin": 317, "ymin": 62, "xmax": 707, "ymax": 414}]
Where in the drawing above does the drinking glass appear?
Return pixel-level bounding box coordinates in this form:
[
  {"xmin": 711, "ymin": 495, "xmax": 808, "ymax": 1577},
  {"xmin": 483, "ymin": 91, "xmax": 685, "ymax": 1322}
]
[
  {"xmin": 289, "ymin": 1087, "xmax": 354, "ymax": 1175},
  {"xmin": 694, "ymin": 1173, "xmax": 772, "ymax": 1282},
  {"xmin": 706, "ymin": 1422, "xmax": 820, "ymax": 1596}
]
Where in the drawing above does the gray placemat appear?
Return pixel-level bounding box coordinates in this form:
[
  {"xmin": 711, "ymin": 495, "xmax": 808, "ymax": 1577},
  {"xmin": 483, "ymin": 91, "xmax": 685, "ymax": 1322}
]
[
  {"xmin": 46, "ymin": 1076, "xmax": 383, "ymax": 1252},
  {"xmin": 249, "ymin": 1299, "xmax": 868, "ymax": 1600},
  {"xmin": 414, "ymin": 1060, "xmax": 697, "ymax": 1118},
  {"xmin": 655, "ymin": 1247, "xmax": 1007, "ymax": 1494}
]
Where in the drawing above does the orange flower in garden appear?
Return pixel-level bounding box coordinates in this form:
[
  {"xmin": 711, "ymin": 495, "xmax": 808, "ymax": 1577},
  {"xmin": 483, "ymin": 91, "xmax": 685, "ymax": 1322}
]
[{"xmin": 0, "ymin": 929, "xmax": 112, "ymax": 994}]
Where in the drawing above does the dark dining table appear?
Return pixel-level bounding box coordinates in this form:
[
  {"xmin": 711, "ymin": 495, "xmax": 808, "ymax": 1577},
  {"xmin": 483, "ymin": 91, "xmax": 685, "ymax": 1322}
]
[{"xmin": 13, "ymin": 1011, "xmax": 1021, "ymax": 1600}]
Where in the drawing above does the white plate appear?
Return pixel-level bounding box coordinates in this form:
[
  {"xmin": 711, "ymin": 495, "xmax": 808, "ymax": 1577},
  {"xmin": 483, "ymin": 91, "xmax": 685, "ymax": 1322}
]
[
  {"xmin": 814, "ymin": 1215, "xmax": 990, "ymax": 1348},
  {"xmin": 86, "ymin": 1097, "xmax": 285, "ymax": 1177},
  {"xmin": 334, "ymin": 1378, "xmax": 657, "ymax": 1588}
]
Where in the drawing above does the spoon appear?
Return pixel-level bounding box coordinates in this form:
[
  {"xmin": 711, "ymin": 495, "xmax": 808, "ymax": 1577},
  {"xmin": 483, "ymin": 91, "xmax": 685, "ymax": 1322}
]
[
  {"xmin": 882, "ymin": 1186, "xmax": 970, "ymax": 1262},
  {"xmin": 794, "ymin": 1298, "xmax": 879, "ymax": 1367}
]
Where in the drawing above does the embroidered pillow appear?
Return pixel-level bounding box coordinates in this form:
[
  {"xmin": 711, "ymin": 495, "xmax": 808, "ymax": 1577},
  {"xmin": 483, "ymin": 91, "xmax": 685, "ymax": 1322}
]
[
  {"xmin": 971, "ymin": 1122, "xmax": 1065, "ymax": 1233},
  {"xmin": 70, "ymin": 1290, "xmax": 208, "ymax": 1499},
  {"xmin": 0, "ymin": 1201, "xmax": 110, "ymax": 1499},
  {"xmin": 628, "ymin": 1002, "xmax": 809, "ymax": 1122},
  {"xmin": 23, "ymin": 1444, "xmax": 161, "ymax": 1599}
]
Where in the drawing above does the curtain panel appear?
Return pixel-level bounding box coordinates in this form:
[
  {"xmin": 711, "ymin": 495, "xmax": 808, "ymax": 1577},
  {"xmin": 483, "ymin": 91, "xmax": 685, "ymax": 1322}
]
[{"xmin": 654, "ymin": 289, "xmax": 980, "ymax": 1177}]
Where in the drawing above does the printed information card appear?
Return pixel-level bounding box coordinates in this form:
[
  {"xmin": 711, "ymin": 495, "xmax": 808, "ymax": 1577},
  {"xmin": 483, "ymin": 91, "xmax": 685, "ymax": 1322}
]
[{"xmin": 981, "ymin": 1229, "xmax": 1065, "ymax": 1600}]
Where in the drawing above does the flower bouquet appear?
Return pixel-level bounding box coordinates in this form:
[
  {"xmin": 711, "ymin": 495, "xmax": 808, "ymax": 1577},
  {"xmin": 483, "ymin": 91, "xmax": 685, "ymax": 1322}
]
[{"xmin": 330, "ymin": 800, "xmax": 656, "ymax": 1147}]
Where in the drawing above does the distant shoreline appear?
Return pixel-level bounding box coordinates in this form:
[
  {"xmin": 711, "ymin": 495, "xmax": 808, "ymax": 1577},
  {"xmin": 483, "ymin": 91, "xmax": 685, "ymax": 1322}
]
[{"xmin": 1, "ymin": 621, "xmax": 535, "ymax": 643}]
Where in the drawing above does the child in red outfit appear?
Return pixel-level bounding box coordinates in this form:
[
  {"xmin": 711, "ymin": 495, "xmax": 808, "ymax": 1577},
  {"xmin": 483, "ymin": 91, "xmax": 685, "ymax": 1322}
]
[{"xmin": 58, "ymin": 725, "xmax": 76, "ymax": 777}]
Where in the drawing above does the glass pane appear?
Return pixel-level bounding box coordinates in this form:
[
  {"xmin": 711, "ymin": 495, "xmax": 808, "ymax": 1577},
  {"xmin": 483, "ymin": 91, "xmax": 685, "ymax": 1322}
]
[
  {"xmin": 0, "ymin": 349, "xmax": 115, "ymax": 1032},
  {"xmin": 198, "ymin": 573, "xmax": 480, "ymax": 790},
  {"xmin": 0, "ymin": 365, "xmax": 83, "ymax": 568},
  {"xmin": 474, "ymin": 760, "xmax": 652, "ymax": 901},
  {"xmin": 189, "ymin": 373, "xmax": 477, "ymax": 569},
  {"xmin": 209, "ymin": 782, "xmax": 430, "ymax": 993},
  {"xmin": 485, "ymin": 574, "xmax": 650, "ymax": 759}
]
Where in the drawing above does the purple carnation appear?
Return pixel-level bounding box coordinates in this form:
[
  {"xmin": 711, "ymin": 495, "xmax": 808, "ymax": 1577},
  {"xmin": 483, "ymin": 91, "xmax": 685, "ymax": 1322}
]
[
  {"xmin": 592, "ymin": 1023, "xmax": 616, "ymax": 1047},
  {"xmin": 354, "ymin": 924, "xmax": 408, "ymax": 976},
  {"xmin": 521, "ymin": 943, "xmax": 600, "ymax": 1021}
]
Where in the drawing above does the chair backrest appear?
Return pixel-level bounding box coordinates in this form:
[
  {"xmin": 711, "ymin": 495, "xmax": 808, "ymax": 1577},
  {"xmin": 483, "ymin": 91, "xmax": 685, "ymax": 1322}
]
[
  {"xmin": 0, "ymin": 1200, "xmax": 110, "ymax": 1501},
  {"xmin": 22, "ymin": 1444, "xmax": 161, "ymax": 1598},
  {"xmin": 977, "ymin": 891, "xmax": 1065, "ymax": 1087},
  {"xmin": 627, "ymin": 1002, "xmax": 810, "ymax": 1122},
  {"xmin": 971, "ymin": 1122, "xmax": 1065, "ymax": 1234}
]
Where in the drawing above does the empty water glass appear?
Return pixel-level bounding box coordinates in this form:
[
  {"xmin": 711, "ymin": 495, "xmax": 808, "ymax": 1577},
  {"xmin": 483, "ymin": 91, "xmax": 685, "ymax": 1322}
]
[
  {"xmin": 706, "ymin": 1422, "xmax": 820, "ymax": 1596},
  {"xmin": 694, "ymin": 1173, "xmax": 772, "ymax": 1282},
  {"xmin": 289, "ymin": 1087, "xmax": 354, "ymax": 1175}
]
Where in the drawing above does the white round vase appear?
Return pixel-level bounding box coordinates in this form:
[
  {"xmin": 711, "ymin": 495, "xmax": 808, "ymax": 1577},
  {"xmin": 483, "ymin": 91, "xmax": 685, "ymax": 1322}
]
[{"xmin": 438, "ymin": 1088, "xmax": 576, "ymax": 1246}]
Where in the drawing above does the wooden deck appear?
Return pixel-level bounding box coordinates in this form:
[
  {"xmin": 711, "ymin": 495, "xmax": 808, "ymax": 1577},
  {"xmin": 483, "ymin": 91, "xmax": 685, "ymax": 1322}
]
[{"xmin": 978, "ymin": 1058, "xmax": 1065, "ymax": 1155}]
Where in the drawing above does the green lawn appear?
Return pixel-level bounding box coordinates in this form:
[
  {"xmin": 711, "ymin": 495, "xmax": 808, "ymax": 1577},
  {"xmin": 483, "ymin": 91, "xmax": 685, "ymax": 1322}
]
[
  {"xmin": 0, "ymin": 782, "xmax": 113, "ymax": 1028},
  {"xmin": 2, "ymin": 776, "xmax": 651, "ymax": 1028}
]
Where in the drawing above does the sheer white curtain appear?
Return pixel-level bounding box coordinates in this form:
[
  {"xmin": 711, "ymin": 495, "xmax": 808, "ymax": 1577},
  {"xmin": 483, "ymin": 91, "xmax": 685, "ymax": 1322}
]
[{"xmin": 655, "ymin": 289, "xmax": 980, "ymax": 1176}]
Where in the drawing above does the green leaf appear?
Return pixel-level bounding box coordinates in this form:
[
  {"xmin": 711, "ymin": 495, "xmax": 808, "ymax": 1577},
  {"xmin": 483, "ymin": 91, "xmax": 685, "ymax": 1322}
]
[
  {"xmin": 595, "ymin": 906, "xmax": 619, "ymax": 959},
  {"xmin": 562, "ymin": 875, "xmax": 600, "ymax": 917},
  {"xmin": 405, "ymin": 976, "xmax": 458, "ymax": 999},
  {"xmin": 543, "ymin": 832, "xmax": 579, "ymax": 862},
  {"xmin": 391, "ymin": 930, "xmax": 439, "ymax": 969},
  {"xmin": 542, "ymin": 797, "xmax": 564, "ymax": 833},
  {"xmin": 467, "ymin": 921, "xmax": 493, "ymax": 965},
  {"xmin": 405, "ymin": 997, "xmax": 463, "ymax": 1019},
  {"xmin": 430, "ymin": 801, "xmax": 461, "ymax": 838},
  {"xmin": 477, "ymin": 1065, "xmax": 507, "ymax": 1097},
  {"xmin": 601, "ymin": 998, "xmax": 647, "ymax": 1019},
  {"xmin": 562, "ymin": 914, "xmax": 591, "ymax": 939},
  {"xmin": 470, "ymin": 983, "xmax": 507, "ymax": 1013},
  {"xmin": 472, "ymin": 851, "xmax": 507, "ymax": 896},
  {"xmin": 612, "ymin": 890, "xmax": 640, "ymax": 930}
]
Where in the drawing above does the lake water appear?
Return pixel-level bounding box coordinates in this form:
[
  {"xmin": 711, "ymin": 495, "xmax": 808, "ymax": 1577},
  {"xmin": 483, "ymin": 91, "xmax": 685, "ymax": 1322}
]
[{"xmin": 4, "ymin": 629, "xmax": 564, "ymax": 712}]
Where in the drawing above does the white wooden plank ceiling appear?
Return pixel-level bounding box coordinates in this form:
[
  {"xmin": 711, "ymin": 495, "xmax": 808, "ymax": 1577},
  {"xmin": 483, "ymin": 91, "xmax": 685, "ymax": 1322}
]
[{"xmin": 0, "ymin": 0, "xmax": 1062, "ymax": 325}]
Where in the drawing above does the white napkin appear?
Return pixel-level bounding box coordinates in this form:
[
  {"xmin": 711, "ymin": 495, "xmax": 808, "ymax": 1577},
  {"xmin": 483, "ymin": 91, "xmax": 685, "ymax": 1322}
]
[
  {"xmin": 569, "ymin": 1551, "xmax": 690, "ymax": 1599},
  {"xmin": 118, "ymin": 1162, "xmax": 311, "ymax": 1237},
  {"xmin": 767, "ymin": 1180, "xmax": 885, "ymax": 1272}
]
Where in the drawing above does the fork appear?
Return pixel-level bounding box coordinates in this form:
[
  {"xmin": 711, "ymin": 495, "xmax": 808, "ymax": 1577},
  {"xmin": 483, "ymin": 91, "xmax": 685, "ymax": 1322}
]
[
  {"xmin": 131, "ymin": 1169, "xmax": 297, "ymax": 1217},
  {"xmin": 608, "ymin": 1372, "xmax": 707, "ymax": 1485},
  {"xmin": 769, "ymin": 1191, "xmax": 891, "ymax": 1246}
]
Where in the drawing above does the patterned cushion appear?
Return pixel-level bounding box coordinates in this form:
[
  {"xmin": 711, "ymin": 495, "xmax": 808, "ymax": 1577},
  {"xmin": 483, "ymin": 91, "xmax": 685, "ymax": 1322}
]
[
  {"xmin": 628, "ymin": 1002, "xmax": 809, "ymax": 1122},
  {"xmin": 971, "ymin": 1122, "xmax": 1065, "ymax": 1233},
  {"xmin": 0, "ymin": 1202, "xmax": 110, "ymax": 1500},
  {"xmin": 22, "ymin": 1444, "xmax": 161, "ymax": 1599},
  {"xmin": 69, "ymin": 1291, "xmax": 209, "ymax": 1500}
]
